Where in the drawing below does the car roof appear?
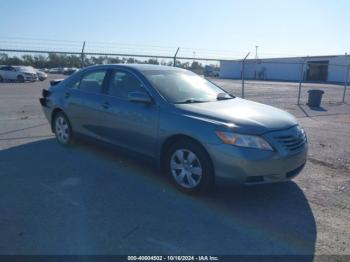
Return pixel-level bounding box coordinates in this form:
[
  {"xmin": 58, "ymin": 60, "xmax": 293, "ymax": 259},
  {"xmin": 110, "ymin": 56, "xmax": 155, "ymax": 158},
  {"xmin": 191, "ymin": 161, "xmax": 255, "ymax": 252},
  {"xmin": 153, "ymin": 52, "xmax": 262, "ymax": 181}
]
[{"xmin": 84, "ymin": 64, "xmax": 185, "ymax": 73}]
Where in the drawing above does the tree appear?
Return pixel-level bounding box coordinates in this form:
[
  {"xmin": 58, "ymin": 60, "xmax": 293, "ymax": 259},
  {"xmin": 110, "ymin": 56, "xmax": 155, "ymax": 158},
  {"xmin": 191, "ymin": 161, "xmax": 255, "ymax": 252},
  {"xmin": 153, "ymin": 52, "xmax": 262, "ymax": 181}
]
[
  {"xmin": 146, "ymin": 58, "xmax": 159, "ymax": 65},
  {"xmin": 0, "ymin": 53, "xmax": 9, "ymax": 64},
  {"xmin": 127, "ymin": 57, "xmax": 136, "ymax": 64}
]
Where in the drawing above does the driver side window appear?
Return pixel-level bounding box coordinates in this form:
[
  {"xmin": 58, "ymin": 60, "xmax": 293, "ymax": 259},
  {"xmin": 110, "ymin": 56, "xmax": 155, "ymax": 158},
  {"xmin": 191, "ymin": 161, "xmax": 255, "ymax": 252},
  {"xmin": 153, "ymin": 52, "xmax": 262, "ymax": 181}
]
[{"xmin": 107, "ymin": 70, "xmax": 144, "ymax": 99}]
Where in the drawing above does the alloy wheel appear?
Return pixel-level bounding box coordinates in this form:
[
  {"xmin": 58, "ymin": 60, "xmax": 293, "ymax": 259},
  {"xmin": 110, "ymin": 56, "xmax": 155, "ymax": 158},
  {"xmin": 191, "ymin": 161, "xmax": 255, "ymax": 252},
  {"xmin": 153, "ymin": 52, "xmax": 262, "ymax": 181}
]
[
  {"xmin": 55, "ymin": 115, "xmax": 70, "ymax": 144},
  {"xmin": 170, "ymin": 149, "xmax": 203, "ymax": 189}
]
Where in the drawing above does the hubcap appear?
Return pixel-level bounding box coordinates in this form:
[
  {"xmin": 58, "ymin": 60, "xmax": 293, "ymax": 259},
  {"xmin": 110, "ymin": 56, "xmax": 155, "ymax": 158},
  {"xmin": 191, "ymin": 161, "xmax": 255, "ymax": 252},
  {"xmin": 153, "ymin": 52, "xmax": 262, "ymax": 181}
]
[
  {"xmin": 170, "ymin": 149, "xmax": 202, "ymax": 189},
  {"xmin": 55, "ymin": 116, "xmax": 70, "ymax": 144}
]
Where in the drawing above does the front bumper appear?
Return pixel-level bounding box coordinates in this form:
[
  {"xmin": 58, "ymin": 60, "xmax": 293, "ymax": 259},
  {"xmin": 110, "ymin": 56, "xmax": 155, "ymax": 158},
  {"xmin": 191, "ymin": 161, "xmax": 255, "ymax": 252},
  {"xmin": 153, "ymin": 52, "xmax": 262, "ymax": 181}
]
[
  {"xmin": 206, "ymin": 131, "xmax": 308, "ymax": 185},
  {"xmin": 24, "ymin": 73, "xmax": 38, "ymax": 81}
]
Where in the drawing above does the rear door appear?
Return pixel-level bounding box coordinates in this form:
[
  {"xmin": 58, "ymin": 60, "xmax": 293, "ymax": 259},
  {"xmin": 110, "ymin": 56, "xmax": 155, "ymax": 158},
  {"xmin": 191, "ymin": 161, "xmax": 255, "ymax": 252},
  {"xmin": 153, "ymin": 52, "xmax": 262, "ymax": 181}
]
[
  {"xmin": 61, "ymin": 74, "xmax": 85, "ymax": 133},
  {"xmin": 10, "ymin": 66, "xmax": 20, "ymax": 80},
  {"xmin": 73, "ymin": 69, "xmax": 109, "ymax": 139}
]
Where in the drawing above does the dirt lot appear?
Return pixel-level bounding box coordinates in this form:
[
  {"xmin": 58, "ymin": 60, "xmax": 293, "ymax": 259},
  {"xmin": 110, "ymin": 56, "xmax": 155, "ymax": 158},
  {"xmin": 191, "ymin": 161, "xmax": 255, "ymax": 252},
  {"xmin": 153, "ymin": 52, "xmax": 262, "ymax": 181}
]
[{"xmin": 0, "ymin": 75, "xmax": 349, "ymax": 256}]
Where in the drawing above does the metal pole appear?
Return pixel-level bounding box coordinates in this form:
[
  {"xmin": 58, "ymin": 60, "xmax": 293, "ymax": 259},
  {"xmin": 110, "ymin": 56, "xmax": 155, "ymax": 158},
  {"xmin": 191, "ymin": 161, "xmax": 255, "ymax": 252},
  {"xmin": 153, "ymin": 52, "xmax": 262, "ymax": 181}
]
[
  {"xmin": 255, "ymin": 45, "xmax": 258, "ymax": 80},
  {"xmin": 173, "ymin": 47, "xmax": 180, "ymax": 67},
  {"xmin": 81, "ymin": 41, "xmax": 86, "ymax": 68},
  {"xmin": 297, "ymin": 58, "xmax": 307, "ymax": 105},
  {"xmin": 241, "ymin": 52, "xmax": 250, "ymax": 98},
  {"xmin": 343, "ymin": 65, "xmax": 350, "ymax": 103}
]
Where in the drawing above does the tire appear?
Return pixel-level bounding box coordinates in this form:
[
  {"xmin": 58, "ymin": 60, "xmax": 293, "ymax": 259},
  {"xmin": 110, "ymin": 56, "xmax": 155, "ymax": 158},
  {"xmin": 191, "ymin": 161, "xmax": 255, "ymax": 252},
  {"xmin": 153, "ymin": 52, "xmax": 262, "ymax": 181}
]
[
  {"xmin": 53, "ymin": 112, "xmax": 73, "ymax": 146},
  {"xmin": 165, "ymin": 139, "xmax": 214, "ymax": 194},
  {"xmin": 0, "ymin": 75, "xmax": 3, "ymax": 82},
  {"xmin": 17, "ymin": 75, "xmax": 24, "ymax": 83}
]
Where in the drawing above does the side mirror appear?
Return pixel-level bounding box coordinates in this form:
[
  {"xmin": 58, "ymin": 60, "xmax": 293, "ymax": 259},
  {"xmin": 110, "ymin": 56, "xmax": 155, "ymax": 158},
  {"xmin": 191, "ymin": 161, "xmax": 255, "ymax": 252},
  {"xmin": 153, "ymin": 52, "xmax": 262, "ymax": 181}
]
[{"xmin": 127, "ymin": 91, "xmax": 152, "ymax": 104}]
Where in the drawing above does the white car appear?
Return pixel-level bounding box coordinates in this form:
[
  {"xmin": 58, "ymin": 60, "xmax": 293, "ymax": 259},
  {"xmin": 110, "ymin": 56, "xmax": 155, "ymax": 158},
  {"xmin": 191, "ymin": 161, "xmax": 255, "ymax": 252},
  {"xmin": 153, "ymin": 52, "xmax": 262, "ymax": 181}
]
[
  {"xmin": 0, "ymin": 66, "xmax": 38, "ymax": 82},
  {"xmin": 48, "ymin": 67, "xmax": 64, "ymax": 74},
  {"xmin": 36, "ymin": 69, "xmax": 48, "ymax": 81}
]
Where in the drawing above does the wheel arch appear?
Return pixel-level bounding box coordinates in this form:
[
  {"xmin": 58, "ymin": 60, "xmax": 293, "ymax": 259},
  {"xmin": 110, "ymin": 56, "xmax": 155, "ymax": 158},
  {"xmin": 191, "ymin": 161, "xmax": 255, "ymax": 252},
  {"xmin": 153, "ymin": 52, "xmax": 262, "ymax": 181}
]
[
  {"xmin": 51, "ymin": 108, "xmax": 64, "ymax": 132},
  {"xmin": 159, "ymin": 134, "xmax": 213, "ymax": 172},
  {"xmin": 17, "ymin": 74, "xmax": 24, "ymax": 81}
]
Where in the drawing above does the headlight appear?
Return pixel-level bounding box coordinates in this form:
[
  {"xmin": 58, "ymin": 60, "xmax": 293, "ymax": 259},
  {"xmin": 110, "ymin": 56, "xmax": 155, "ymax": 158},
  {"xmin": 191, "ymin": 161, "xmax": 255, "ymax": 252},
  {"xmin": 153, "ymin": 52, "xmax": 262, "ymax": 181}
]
[{"xmin": 216, "ymin": 131, "xmax": 273, "ymax": 151}]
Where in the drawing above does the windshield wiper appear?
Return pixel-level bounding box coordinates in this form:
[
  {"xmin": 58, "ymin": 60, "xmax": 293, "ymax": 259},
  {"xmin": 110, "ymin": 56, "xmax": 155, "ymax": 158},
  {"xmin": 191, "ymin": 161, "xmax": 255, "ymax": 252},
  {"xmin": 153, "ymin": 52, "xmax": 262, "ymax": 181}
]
[{"xmin": 174, "ymin": 98, "xmax": 209, "ymax": 104}]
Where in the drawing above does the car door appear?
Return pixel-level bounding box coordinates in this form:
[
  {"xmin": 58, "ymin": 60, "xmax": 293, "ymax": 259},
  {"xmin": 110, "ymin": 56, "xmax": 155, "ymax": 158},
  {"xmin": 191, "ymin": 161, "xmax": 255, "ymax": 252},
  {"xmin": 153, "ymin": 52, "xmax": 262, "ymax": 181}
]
[
  {"xmin": 97, "ymin": 69, "xmax": 159, "ymax": 157},
  {"xmin": 9, "ymin": 66, "xmax": 19, "ymax": 80},
  {"xmin": 72, "ymin": 69, "xmax": 109, "ymax": 139},
  {"xmin": 1, "ymin": 66, "xmax": 15, "ymax": 80},
  {"xmin": 61, "ymin": 73, "xmax": 86, "ymax": 133}
]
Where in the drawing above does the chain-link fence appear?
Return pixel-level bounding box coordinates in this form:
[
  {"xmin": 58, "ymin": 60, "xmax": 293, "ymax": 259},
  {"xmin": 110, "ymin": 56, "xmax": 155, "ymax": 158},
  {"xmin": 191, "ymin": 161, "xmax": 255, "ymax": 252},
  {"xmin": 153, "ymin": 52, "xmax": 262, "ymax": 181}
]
[
  {"xmin": 220, "ymin": 57, "xmax": 350, "ymax": 105},
  {"xmin": 0, "ymin": 37, "xmax": 230, "ymax": 76},
  {"xmin": 1, "ymin": 37, "xmax": 349, "ymax": 105}
]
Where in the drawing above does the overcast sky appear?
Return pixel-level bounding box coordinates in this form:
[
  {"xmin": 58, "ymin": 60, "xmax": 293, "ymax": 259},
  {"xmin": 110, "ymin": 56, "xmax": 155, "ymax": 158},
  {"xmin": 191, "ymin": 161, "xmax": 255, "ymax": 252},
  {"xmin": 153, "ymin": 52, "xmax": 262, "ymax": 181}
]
[{"xmin": 1, "ymin": 0, "xmax": 349, "ymax": 59}]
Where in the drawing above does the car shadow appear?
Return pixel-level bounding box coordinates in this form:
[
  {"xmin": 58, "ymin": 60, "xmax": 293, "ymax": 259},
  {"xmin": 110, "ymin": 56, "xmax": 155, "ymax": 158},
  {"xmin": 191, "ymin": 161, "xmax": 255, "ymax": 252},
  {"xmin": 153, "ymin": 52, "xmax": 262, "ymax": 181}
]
[{"xmin": 0, "ymin": 138, "xmax": 316, "ymax": 257}]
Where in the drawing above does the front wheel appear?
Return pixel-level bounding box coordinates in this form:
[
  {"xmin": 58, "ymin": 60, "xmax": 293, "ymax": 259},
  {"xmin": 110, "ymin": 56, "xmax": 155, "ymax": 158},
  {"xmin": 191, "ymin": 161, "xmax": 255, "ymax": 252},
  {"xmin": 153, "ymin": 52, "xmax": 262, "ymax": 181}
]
[
  {"xmin": 165, "ymin": 139, "xmax": 214, "ymax": 194},
  {"xmin": 17, "ymin": 75, "xmax": 25, "ymax": 83},
  {"xmin": 53, "ymin": 112, "xmax": 73, "ymax": 146}
]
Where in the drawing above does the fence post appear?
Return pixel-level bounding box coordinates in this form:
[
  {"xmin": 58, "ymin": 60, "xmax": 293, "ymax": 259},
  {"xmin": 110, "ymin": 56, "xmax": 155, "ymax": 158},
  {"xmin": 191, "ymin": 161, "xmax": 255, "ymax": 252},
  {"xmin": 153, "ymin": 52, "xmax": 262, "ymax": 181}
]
[
  {"xmin": 343, "ymin": 65, "xmax": 350, "ymax": 103},
  {"xmin": 81, "ymin": 41, "xmax": 86, "ymax": 68},
  {"xmin": 297, "ymin": 58, "xmax": 306, "ymax": 105},
  {"xmin": 241, "ymin": 52, "xmax": 250, "ymax": 98},
  {"xmin": 173, "ymin": 47, "xmax": 180, "ymax": 67}
]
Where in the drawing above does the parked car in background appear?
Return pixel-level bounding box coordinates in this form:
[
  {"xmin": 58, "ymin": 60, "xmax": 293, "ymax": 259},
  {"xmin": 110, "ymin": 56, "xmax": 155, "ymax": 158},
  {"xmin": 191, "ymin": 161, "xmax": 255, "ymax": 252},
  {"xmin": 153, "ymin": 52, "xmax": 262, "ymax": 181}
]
[
  {"xmin": 39, "ymin": 64, "xmax": 307, "ymax": 194},
  {"xmin": 36, "ymin": 69, "xmax": 48, "ymax": 81},
  {"xmin": 49, "ymin": 68, "xmax": 65, "ymax": 74},
  {"xmin": 63, "ymin": 67, "xmax": 79, "ymax": 75},
  {"xmin": 204, "ymin": 65, "xmax": 220, "ymax": 77},
  {"xmin": 0, "ymin": 65, "xmax": 38, "ymax": 82}
]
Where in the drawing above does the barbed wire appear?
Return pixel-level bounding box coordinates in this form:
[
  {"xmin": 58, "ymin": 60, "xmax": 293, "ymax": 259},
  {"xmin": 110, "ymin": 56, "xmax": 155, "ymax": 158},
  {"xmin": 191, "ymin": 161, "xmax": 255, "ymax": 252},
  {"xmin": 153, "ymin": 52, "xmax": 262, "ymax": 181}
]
[{"xmin": 0, "ymin": 37, "xmax": 348, "ymax": 66}]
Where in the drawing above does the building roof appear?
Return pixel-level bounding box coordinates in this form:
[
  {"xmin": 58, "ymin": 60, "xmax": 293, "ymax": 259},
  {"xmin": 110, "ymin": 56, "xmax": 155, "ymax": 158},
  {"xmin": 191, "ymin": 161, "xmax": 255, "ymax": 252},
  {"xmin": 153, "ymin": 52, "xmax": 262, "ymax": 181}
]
[{"xmin": 221, "ymin": 54, "xmax": 347, "ymax": 62}]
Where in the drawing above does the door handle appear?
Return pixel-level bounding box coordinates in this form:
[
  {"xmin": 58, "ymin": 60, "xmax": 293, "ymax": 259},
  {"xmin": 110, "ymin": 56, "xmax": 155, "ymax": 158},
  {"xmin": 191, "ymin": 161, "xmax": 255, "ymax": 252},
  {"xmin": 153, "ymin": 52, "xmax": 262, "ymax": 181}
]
[
  {"xmin": 102, "ymin": 102, "xmax": 110, "ymax": 109},
  {"xmin": 64, "ymin": 92, "xmax": 70, "ymax": 99}
]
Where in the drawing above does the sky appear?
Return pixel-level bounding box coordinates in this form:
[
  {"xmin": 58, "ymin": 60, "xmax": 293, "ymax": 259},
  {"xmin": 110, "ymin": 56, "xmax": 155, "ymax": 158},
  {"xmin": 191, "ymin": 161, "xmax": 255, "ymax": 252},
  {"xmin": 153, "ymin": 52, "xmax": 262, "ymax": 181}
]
[{"xmin": 1, "ymin": 0, "xmax": 349, "ymax": 59}]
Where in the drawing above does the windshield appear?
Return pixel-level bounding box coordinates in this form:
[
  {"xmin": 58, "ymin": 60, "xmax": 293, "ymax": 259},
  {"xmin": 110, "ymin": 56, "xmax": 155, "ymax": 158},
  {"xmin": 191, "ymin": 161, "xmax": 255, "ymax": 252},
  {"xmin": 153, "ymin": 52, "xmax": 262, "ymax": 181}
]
[
  {"xmin": 17, "ymin": 66, "xmax": 35, "ymax": 72},
  {"xmin": 144, "ymin": 69, "xmax": 233, "ymax": 103}
]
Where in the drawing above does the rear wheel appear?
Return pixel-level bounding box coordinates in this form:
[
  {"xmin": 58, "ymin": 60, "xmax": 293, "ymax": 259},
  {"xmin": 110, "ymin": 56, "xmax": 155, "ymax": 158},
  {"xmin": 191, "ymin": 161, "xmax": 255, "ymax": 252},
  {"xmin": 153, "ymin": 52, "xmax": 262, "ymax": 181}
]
[
  {"xmin": 165, "ymin": 139, "xmax": 214, "ymax": 194},
  {"xmin": 53, "ymin": 112, "xmax": 73, "ymax": 146},
  {"xmin": 17, "ymin": 75, "xmax": 24, "ymax": 83},
  {"xmin": 0, "ymin": 75, "xmax": 3, "ymax": 82}
]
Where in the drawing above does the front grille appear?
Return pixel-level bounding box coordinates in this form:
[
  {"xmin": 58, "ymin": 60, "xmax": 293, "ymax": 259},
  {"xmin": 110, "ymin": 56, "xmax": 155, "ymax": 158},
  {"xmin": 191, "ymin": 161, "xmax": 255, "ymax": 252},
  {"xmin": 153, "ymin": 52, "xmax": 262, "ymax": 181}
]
[{"xmin": 275, "ymin": 129, "xmax": 307, "ymax": 152}]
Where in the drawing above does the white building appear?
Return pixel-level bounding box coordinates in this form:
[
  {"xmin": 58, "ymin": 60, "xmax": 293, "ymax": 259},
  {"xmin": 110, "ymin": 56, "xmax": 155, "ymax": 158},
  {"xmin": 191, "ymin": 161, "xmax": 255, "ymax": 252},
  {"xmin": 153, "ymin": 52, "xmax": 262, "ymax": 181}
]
[{"xmin": 220, "ymin": 55, "xmax": 350, "ymax": 83}]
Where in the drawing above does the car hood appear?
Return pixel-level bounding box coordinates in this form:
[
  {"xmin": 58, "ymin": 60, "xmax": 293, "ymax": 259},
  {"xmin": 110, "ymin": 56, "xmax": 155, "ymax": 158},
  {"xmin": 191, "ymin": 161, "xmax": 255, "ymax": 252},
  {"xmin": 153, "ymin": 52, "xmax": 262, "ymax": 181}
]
[{"xmin": 176, "ymin": 98, "xmax": 297, "ymax": 135}]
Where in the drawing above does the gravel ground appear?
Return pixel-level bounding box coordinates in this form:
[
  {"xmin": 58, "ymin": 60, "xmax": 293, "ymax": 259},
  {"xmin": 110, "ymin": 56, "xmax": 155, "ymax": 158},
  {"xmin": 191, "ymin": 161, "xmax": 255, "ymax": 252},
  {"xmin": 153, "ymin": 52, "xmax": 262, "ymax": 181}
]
[{"xmin": 0, "ymin": 75, "xmax": 349, "ymax": 256}]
